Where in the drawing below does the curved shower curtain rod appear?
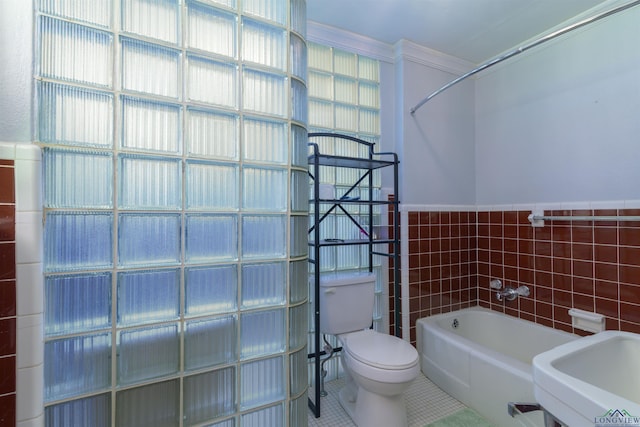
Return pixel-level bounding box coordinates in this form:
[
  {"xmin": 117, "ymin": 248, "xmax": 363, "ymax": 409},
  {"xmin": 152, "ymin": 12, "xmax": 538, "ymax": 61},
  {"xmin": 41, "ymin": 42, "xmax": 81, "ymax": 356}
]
[{"xmin": 410, "ymin": 0, "xmax": 640, "ymax": 115}]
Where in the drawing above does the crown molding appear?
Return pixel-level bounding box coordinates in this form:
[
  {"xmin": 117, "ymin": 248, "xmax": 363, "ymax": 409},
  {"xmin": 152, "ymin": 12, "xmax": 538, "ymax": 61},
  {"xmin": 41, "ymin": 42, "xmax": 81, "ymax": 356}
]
[
  {"xmin": 307, "ymin": 21, "xmax": 395, "ymax": 63},
  {"xmin": 394, "ymin": 39, "xmax": 475, "ymax": 76}
]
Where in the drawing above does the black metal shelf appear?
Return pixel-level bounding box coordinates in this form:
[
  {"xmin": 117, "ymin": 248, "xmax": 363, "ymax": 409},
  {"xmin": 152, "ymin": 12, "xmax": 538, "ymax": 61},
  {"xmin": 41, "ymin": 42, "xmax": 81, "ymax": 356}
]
[
  {"xmin": 309, "ymin": 238, "xmax": 396, "ymax": 247},
  {"xmin": 308, "ymin": 153, "xmax": 396, "ymax": 170},
  {"xmin": 311, "ymin": 198, "xmax": 396, "ymax": 205},
  {"xmin": 307, "ymin": 132, "xmax": 401, "ymax": 419}
]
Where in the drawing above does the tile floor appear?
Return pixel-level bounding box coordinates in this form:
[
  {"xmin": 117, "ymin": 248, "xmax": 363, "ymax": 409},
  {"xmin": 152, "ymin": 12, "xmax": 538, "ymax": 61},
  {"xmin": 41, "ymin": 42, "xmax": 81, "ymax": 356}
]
[{"xmin": 308, "ymin": 373, "xmax": 467, "ymax": 427}]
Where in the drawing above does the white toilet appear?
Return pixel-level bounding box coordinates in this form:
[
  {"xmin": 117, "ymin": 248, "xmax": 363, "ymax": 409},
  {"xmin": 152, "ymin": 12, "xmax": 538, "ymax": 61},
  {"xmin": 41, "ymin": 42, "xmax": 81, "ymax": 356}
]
[{"xmin": 319, "ymin": 271, "xmax": 419, "ymax": 427}]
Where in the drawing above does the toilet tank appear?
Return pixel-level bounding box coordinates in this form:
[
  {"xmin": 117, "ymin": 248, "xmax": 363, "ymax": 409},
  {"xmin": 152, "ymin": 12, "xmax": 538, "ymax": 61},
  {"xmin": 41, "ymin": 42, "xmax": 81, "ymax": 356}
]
[{"xmin": 318, "ymin": 271, "xmax": 376, "ymax": 335}]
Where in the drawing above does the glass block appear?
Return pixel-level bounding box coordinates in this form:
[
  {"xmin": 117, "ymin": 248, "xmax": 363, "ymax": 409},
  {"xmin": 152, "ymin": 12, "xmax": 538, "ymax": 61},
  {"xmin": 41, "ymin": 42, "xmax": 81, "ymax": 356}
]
[
  {"xmin": 185, "ymin": 315, "xmax": 237, "ymax": 370},
  {"xmin": 186, "ymin": 214, "xmax": 238, "ymax": 262},
  {"xmin": 121, "ymin": 37, "xmax": 180, "ymax": 98},
  {"xmin": 290, "ymin": 170, "xmax": 308, "ymax": 213},
  {"xmin": 337, "ymin": 245, "xmax": 360, "ymax": 270},
  {"xmin": 334, "ymin": 136, "xmax": 360, "ymax": 158},
  {"xmin": 121, "ymin": 96, "xmax": 181, "ymax": 154},
  {"xmin": 45, "ymin": 273, "xmax": 111, "ymax": 336},
  {"xmin": 289, "ymin": 347, "xmax": 306, "ymax": 395},
  {"xmin": 187, "ymin": 1, "xmax": 236, "ymax": 57},
  {"xmin": 184, "ymin": 369, "xmax": 237, "ymax": 424},
  {"xmin": 308, "ymin": 99, "xmax": 333, "ymax": 128},
  {"xmin": 185, "ymin": 265, "xmax": 238, "ymax": 316},
  {"xmin": 240, "ymin": 356, "xmax": 285, "ymax": 409},
  {"xmin": 118, "ymin": 213, "xmax": 181, "ymax": 267},
  {"xmin": 204, "ymin": 0, "xmax": 236, "ymax": 9},
  {"xmin": 45, "ymin": 333, "xmax": 111, "ymax": 401},
  {"xmin": 116, "ymin": 380, "xmax": 179, "ymax": 427},
  {"xmin": 118, "ymin": 155, "xmax": 181, "ymax": 209},
  {"xmin": 45, "ymin": 393, "xmax": 111, "ymax": 427},
  {"xmin": 291, "ymin": 124, "xmax": 308, "ymax": 168},
  {"xmin": 204, "ymin": 419, "xmax": 235, "ymax": 427},
  {"xmin": 318, "ymin": 245, "xmax": 336, "ymax": 272},
  {"xmin": 39, "ymin": 16, "xmax": 113, "ymax": 87},
  {"xmin": 117, "ymin": 269, "xmax": 180, "ymax": 325},
  {"xmin": 241, "ymin": 404, "xmax": 284, "ymax": 427},
  {"xmin": 242, "ymin": 167, "xmax": 286, "ymax": 211},
  {"xmin": 359, "ymin": 108, "xmax": 380, "ymax": 134},
  {"xmin": 334, "ymin": 49, "xmax": 356, "ymax": 77},
  {"xmin": 316, "ymin": 214, "xmax": 335, "ymax": 241},
  {"xmin": 308, "ymin": 42, "xmax": 332, "ymax": 72},
  {"xmin": 38, "ymin": 81, "xmax": 113, "ymax": 148},
  {"xmin": 242, "ymin": 68, "xmax": 286, "ymax": 117},
  {"xmin": 290, "ymin": 215, "xmax": 308, "ymax": 257},
  {"xmin": 308, "ymin": 71, "xmax": 332, "ymax": 100},
  {"xmin": 290, "ymin": 392, "xmax": 308, "ymax": 427},
  {"xmin": 359, "ymin": 81, "xmax": 380, "ymax": 109},
  {"xmin": 186, "ymin": 160, "xmax": 238, "ymax": 210},
  {"xmin": 39, "ymin": 0, "xmax": 112, "ymax": 27},
  {"xmin": 240, "ymin": 309, "xmax": 285, "ymax": 359},
  {"xmin": 290, "ymin": 33, "xmax": 307, "ymax": 80},
  {"xmin": 289, "ymin": 260, "xmax": 308, "ymax": 304},
  {"xmin": 289, "ymin": 304, "xmax": 307, "ymax": 351},
  {"xmin": 241, "ymin": 262, "xmax": 286, "ymax": 309},
  {"xmin": 243, "ymin": 117, "xmax": 287, "ymax": 164},
  {"xmin": 117, "ymin": 324, "xmax": 179, "ymax": 385},
  {"xmin": 242, "ymin": 0, "xmax": 286, "ymax": 25},
  {"xmin": 291, "ymin": 78, "xmax": 308, "ymax": 123},
  {"xmin": 358, "ymin": 55, "xmax": 380, "ymax": 81},
  {"xmin": 186, "ymin": 108, "xmax": 239, "ymax": 160},
  {"xmin": 337, "ymin": 213, "xmax": 360, "ymax": 239},
  {"xmin": 335, "ymin": 167, "xmax": 359, "ymax": 187},
  {"xmin": 121, "ymin": 0, "xmax": 179, "ymax": 44},
  {"xmin": 290, "ymin": 0, "xmax": 306, "ymax": 37},
  {"xmin": 44, "ymin": 148, "xmax": 113, "ymax": 208},
  {"xmin": 187, "ymin": 55, "xmax": 238, "ymax": 108},
  {"xmin": 241, "ymin": 18, "xmax": 286, "ymax": 71},
  {"xmin": 335, "ymin": 104, "xmax": 357, "ymax": 131},
  {"xmin": 44, "ymin": 212, "xmax": 113, "ymax": 272},
  {"xmin": 334, "ymin": 76, "xmax": 357, "ymax": 104}
]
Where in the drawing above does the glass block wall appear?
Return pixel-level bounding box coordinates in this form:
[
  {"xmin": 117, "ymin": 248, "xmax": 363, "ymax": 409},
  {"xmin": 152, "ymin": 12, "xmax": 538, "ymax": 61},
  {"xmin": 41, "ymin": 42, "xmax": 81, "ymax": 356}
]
[
  {"xmin": 37, "ymin": 0, "xmax": 308, "ymax": 426},
  {"xmin": 306, "ymin": 43, "xmax": 382, "ymax": 383}
]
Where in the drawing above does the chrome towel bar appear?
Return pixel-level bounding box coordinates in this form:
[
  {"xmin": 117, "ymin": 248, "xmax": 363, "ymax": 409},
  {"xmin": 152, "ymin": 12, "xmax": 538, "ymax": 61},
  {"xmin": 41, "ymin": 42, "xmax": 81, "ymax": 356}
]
[{"xmin": 528, "ymin": 212, "xmax": 640, "ymax": 227}]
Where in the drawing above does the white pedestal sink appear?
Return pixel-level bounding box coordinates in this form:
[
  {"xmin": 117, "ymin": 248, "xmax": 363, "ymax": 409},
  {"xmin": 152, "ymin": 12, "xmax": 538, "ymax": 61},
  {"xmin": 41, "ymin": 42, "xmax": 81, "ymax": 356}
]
[{"xmin": 533, "ymin": 331, "xmax": 640, "ymax": 426}]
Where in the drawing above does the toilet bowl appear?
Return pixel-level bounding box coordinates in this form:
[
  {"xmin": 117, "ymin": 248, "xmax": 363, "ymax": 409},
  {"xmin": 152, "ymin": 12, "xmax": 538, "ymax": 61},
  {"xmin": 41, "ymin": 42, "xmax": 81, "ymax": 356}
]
[
  {"xmin": 317, "ymin": 271, "xmax": 419, "ymax": 426},
  {"xmin": 337, "ymin": 329, "xmax": 419, "ymax": 427}
]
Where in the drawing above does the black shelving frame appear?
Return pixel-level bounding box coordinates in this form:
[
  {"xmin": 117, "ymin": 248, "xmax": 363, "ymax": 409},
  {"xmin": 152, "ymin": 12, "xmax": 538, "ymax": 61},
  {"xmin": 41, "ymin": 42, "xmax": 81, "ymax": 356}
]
[{"xmin": 306, "ymin": 132, "xmax": 401, "ymax": 418}]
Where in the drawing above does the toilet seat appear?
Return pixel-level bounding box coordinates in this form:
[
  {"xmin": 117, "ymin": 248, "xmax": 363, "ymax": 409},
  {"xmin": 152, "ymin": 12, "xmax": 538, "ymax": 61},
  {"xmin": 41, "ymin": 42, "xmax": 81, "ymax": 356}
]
[
  {"xmin": 345, "ymin": 329, "xmax": 418, "ymax": 370},
  {"xmin": 341, "ymin": 330, "xmax": 419, "ymax": 384}
]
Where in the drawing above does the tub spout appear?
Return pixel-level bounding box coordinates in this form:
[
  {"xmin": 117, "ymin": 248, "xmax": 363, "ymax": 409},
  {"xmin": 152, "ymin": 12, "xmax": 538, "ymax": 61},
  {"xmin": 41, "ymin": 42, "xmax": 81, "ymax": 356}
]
[{"xmin": 496, "ymin": 285, "xmax": 529, "ymax": 302}]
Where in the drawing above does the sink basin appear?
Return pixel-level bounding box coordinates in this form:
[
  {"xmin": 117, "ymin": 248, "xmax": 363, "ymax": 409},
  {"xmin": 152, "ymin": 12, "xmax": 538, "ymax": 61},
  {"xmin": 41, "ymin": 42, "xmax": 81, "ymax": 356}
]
[{"xmin": 533, "ymin": 330, "xmax": 640, "ymax": 426}]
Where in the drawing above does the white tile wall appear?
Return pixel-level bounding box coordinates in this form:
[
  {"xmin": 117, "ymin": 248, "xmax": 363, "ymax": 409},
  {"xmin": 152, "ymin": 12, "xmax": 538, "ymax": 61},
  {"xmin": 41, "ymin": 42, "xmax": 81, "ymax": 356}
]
[{"xmin": 1, "ymin": 142, "xmax": 44, "ymax": 427}]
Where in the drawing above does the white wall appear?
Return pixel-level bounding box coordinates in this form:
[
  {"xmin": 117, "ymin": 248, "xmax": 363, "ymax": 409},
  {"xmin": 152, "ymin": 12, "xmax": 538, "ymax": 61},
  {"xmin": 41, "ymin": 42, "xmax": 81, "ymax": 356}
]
[
  {"xmin": 396, "ymin": 42, "xmax": 476, "ymax": 206},
  {"xmin": 0, "ymin": 0, "xmax": 34, "ymax": 142},
  {"xmin": 475, "ymin": 5, "xmax": 640, "ymax": 205}
]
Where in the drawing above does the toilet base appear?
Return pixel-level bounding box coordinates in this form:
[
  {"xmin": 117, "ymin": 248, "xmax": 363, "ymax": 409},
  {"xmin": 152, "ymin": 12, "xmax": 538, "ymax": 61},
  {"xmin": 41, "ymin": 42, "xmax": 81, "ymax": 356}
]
[{"xmin": 338, "ymin": 384, "xmax": 408, "ymax": 427}]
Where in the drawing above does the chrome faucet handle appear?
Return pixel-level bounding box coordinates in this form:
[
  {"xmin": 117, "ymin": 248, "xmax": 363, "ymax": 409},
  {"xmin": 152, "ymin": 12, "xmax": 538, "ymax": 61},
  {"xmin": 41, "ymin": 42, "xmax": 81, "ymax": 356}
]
[
  {"xmin": 495, "ymin": 287, "xmax": 515, "ymax": 301},
  {"xmin": 495, "ymin": 285, "xmax": 530, "ymax": 302},
  {"xmin": 490, "ymin": 279, "xmax": 503, "ymax": 289}
]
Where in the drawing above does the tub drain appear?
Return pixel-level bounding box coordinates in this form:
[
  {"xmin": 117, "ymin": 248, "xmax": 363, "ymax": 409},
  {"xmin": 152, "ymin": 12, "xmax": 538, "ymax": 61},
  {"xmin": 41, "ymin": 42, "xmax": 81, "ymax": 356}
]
[{"xmin": 451, "ymin": 318, "xmax": 459, "ymax": 328}]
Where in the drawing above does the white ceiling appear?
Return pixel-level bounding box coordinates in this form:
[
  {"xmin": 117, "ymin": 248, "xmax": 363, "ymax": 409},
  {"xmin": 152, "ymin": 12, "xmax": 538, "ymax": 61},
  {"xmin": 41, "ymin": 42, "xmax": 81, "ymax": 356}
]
[{"xmin": 306, "ymin": 0, "xmax": 609, "ymax": 64}]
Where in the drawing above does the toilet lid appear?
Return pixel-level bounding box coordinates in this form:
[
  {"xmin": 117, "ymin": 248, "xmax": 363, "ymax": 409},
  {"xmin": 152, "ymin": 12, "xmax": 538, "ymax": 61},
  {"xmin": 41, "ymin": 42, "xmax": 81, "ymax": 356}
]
[{"xmin": 345, "ymin": 330, "xmax": 418, "ymax": 370}]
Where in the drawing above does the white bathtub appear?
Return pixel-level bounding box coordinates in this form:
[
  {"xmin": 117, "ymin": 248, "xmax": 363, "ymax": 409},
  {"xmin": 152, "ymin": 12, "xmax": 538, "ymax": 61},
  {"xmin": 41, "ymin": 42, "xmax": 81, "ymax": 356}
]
[{"xmin": 416, "ymin": 306, "xmax": 578, "ymax": 427}]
